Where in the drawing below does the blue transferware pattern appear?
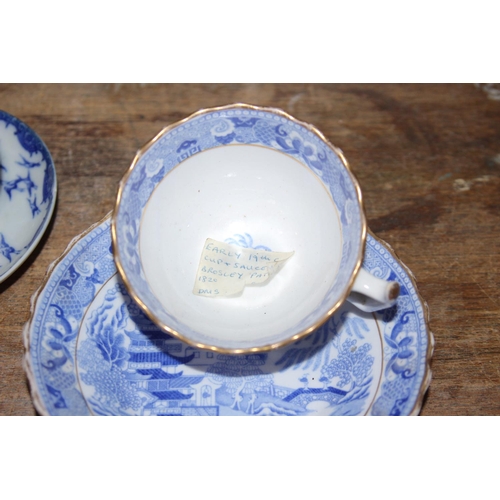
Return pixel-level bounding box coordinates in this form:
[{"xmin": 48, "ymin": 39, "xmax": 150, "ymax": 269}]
[
  {"xmin": 0, "ymin": 110, "xmax": 57, "ymax": 283},
  {"xmin": 224, "ymin": 233, "xmax": 272, "ymax": 251},
  {"xmin": 114, "ymin": 106, "xmax": 364, "ymax": 349},
  {"xmin": 24, "ymin": 216, "xmax": 432, "ymax": 415}
]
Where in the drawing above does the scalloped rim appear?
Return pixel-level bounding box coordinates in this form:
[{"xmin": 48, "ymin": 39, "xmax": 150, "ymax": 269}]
[
  {"xmin": 22, "ymin": 214, "xmax": 433, "ymax": 416},
  {"xmin": 22, "ymin": 212, "xmax": 112, "ymax": 416},
  {"xmin": 367, "ymin": 229, "xmax": 434, "ymax": 416},
  {"xmin": 111, "ymin": 103, "xmax": 367, "ymax": 354}
]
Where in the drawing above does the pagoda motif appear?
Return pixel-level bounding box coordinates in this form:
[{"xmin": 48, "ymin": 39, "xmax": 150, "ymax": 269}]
[{"xmin": 123, "ymin": 329, "xmax": 218, "ymax": 416}]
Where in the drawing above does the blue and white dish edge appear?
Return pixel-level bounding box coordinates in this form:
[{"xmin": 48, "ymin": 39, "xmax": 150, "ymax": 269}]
[{"xmin": 0, "ymin": 110, "xmax": 57, "ymax": 283}]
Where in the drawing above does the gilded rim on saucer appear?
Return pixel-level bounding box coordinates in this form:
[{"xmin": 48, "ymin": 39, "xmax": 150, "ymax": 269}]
[
  {"xmin": 23, "ymin": 213, "xmax": 433, "ymax": 416},
  {"xmin": 111, "ymin": 103, "xmax": 367, "ymax": 354},
  {"xmin": 366, "ymin": 229, "xmax": 434, "ymax": 416},
  {"xmin": 22, "ymin": 211, "xmax": 112, "ymax": 416}
]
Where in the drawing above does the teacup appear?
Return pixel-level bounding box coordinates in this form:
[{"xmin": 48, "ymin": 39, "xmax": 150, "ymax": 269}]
[{"xmin": 112, "ymin": 104, "xmax": 399, "ymax": 353}]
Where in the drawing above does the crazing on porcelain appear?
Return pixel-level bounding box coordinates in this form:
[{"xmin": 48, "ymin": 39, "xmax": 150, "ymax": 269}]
[
  {"xmin": 25, "ymin": 217, "xmax": 430, "ymax": 416},
  {"xmin": 0, "ymin": 111, "xmax": 56, "ymax": 282}
]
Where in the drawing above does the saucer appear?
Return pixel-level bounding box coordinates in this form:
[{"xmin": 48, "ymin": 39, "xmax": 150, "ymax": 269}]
[
  {"xmin": 0, "ymin": 110, "xmax": 57, "ymax": 283},
  {"xmin": 23, "ymin": 214, "xmax": 433, "ymax": 415}
]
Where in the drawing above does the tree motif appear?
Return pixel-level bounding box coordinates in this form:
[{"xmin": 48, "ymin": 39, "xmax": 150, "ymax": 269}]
[
  {"xmin": 321, "ymin": 338, "xmax": 374, "ymax": 391},
  {"xmin": 341, "ymin": 311, "xmax": 370, "ymax": 339},
  {"xmin": 94, "ymin": 324, "xmax": 128, "ymax": 368},
  {"xmin": 85, "ymin": 290, "xmax": 129, "ymax": 369}
]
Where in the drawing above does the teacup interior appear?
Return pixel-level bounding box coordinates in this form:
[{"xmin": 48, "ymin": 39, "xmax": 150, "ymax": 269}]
[{"xmin": 140, "ymin": 144, "xmax": 341, "ymax": 343}]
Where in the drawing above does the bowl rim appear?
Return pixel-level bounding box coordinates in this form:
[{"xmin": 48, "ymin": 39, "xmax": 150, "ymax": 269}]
[{"xmin": 111, "ymin": 103, "xmax": 367, "ymax": 354}]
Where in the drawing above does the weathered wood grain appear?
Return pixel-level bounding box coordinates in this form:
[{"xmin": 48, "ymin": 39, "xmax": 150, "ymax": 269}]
[{"xmin": 1, "ymin": 83, "xmax": 498, "ymax": 415}]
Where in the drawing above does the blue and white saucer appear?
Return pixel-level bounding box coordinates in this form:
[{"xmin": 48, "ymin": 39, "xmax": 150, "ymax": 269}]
[
  {"xmin": 23, "ymin": 214, "xmax": 433, "ymax": 416},
  {"xmin": 0, "ymin": 110, "xmax": 57, "ymax": 283}
]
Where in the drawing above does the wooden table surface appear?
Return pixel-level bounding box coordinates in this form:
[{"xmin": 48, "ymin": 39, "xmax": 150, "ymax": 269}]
[{"xmin": 0, "ymin": 83, "xmax": 498, "ymax": 416}]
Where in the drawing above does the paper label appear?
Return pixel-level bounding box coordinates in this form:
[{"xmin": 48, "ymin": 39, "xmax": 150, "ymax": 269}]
[{"xmin": 193, "ymin": 238, "xmax": 294, "ymax": 298}]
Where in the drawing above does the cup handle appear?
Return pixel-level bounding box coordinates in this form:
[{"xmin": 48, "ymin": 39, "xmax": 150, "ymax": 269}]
[{"xmin": 346, "ymin": 267, "xmax": 400, "ymax": 313}]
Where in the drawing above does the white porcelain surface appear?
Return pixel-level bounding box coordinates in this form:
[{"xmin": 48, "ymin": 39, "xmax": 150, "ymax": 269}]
[
  {"xmin": 141, "ymin": 145, "xmax": 341, "ymax": 342},
  {"xmin": 0, "ymin": 111, "xmax": 57, "ymax": 283}
]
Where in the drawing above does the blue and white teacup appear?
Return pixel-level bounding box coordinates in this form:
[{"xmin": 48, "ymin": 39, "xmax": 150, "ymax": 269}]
[{"xmin": 112, "ymin": 104, "xmax": 399, "ymax": 353}]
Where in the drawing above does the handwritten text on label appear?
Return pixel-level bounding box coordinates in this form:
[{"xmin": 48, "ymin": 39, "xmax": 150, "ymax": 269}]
[{"xmin": 193, "ymin": 238, "xmax": 294, "ymax": 298}]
